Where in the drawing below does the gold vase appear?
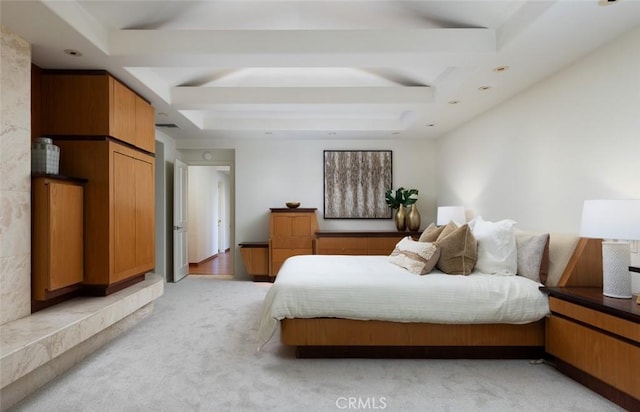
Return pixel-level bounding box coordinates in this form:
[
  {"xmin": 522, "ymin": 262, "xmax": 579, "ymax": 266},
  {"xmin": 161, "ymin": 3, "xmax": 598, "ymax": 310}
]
[
  {"xmin": 407, "ymin": 204, "xmax": 421, "ymax": 232},
  {"xmin": 394, "ymin": 205, "xmax": 407, "ymax": 231}
]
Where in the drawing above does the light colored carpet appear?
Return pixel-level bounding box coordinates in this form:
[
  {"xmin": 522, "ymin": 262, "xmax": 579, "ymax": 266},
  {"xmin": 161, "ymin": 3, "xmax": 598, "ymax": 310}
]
[{"xmin": 12, "ymin": 277, "xmax": 623, "ymax": 412}]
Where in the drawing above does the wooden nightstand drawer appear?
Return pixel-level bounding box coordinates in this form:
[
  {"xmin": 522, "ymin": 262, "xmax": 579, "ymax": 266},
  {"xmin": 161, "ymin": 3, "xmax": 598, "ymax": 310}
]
[
  {"xmin": 546, "ymin": 315, "xmax": 640, "ymax": 399},
  {"xmin": 549, "ymin": 297, "xmax": 640, "ymax": 343}
]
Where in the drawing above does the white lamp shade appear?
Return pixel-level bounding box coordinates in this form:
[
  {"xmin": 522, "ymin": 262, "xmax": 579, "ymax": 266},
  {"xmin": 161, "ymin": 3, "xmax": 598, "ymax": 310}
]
[
  {"xmin": 437, "ymin": 206, "xmax": 466, "ymax": 226},
  {"xmin": 580, "ymin": 199, "xmax": 640, "ymax": 240}
]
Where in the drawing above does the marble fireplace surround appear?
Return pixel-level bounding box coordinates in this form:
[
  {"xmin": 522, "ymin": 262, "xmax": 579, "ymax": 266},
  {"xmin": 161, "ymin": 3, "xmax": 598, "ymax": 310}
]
[{"xmin": 0, "ymin": 274, "xmax": 164, "ymax": 410}]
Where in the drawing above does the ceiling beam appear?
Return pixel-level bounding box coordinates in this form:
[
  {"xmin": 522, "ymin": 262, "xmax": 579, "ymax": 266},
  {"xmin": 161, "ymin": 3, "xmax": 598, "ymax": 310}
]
[
  {"xmin": 110, "ymin": 28, "xmax": 495, "ymax": 57},
  {"xmin": 201, "ymin": 116, "xmax": 411, "ymax": 131},
  {"xmin": 171, "ymin": 86, "xmax": 433, "ymax": 107}
]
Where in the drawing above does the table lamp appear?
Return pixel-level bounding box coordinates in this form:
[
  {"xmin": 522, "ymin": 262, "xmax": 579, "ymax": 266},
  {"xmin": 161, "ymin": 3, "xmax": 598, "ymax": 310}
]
[
  {"xmin": 437, "ymin": 206, "xmax": 466, "ymax": 226},
  {"xmin": 579, "ymin": 199, "xmax": 640, "ymax": 299}
]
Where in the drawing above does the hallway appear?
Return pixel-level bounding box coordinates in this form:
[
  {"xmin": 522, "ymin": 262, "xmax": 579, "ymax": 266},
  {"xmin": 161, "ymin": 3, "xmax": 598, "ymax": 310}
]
[{"xmin": 188, "ymin": 251, "xmax": 233, "ymax": 276}]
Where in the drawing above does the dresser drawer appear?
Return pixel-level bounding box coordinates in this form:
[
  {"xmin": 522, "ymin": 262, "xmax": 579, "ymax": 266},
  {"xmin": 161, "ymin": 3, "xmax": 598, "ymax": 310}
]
[
  {"xmin": 549, "ymin": 297, "xmax": 640, "ymax": 343},
  {"xmin": 546, "ymin": 315, "xmax": 640, "ymax": 399},
  {"xmin": 315, "ymin": 237, "xmax": 367, "ymax": 255}
]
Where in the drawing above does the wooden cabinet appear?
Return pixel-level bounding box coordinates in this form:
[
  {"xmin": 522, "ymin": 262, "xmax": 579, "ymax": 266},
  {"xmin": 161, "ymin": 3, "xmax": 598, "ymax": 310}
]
[
  {"xmin": 314, "ymin": 231, "xmax": 420, "ymax": 255},
  {"xmin": 269, "ymin": 208, "xmax": 319, "ymax": 277},
  {"xmin": 56, "ymin": 140, "xmax": 155, "ymax": 294},
  {"xmin": 543, "ymin": 287, "xmax": 640, "ymax": 410},
  {"xmin": 32, "ymin": 176, "xmax": 84, "ymax": 302},
  {"xmin": 239, "ymin": 242, "xmax": 269, "ymax": 281},
  {"xmin": 41, "ymin": 71, "xmax": 155, "ymax": 153}
]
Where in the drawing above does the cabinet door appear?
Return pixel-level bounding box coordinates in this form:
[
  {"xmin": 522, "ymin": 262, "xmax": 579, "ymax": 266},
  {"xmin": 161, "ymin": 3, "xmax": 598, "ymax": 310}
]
[
  {"xmin": 32, "ymin": 179, "xmax": 84, "ymax": 300},
  {"xmin": 113, "ymin": 151, "xmax": 138, "ymax": 282},
  {"xmin": 41, "ymin": 74, "xmax": 110, "ymax": 136},
  {"xmin": 272, "ymin": 214, "xmax": 313, "ymax": 249},
  {"xmin": 135, "ymin": 155, "xmax": 155, "ymax": 270},
  {"xmin": 135, "ymin": 96, "xmax": 155, "ymax": 153},
  {"xmin": 240, "ymin": 247, "xmax": 269, "ymax": 275},
  {"xmin": 110, "ymin": 77, "xmax": 137, "ymax": 147},
  {"xmin": 49, "ymin": 182, "xmax": 84, "ymax": 290}
]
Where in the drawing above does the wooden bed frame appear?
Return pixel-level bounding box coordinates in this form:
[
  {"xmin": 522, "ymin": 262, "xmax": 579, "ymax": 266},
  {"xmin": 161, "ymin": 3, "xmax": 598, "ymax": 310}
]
[{"xmin": 279, "ymin": 237, "xmax": 603, "ymax": 358}]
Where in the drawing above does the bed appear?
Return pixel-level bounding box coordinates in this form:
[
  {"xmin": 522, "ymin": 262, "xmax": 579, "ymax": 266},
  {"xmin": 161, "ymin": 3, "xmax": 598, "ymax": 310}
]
[{"xmin": 257, "ymin": 222, "xmax": 600, "ymax": 359}]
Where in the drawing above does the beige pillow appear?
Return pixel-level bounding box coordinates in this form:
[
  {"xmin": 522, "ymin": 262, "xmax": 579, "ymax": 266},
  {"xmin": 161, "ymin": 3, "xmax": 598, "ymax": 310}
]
[
  {"xmin": 438, "ymin": 221, "xmax": 458, "ymax": 239},
  {"xmin": 515, "ymin": 231, "xmax": 550, "ymax": 284},
  {"xmin": 435, "ymin": 223, "xmax": 477, "ymax": 275},
  {"xmin": 418, "ymin": 223, "xmax": 445, "ymax": 242},
  {"xmin": 389, "ymin": 236, "xmax": 441, "ymax": 275}
]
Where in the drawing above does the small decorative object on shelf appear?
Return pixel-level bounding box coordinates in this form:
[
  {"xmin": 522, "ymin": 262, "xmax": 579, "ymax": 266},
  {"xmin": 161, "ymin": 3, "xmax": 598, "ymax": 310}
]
[
  {"xmin": 32, "ymin": 137, "xmax": 60, "ymax": 175},
  {"xmin": 385, "ymin": 187, "xmax": 419, "ymax": 231},
  {"xmin": 285, "ymin": 202, "xmax": 300, "ymax": 209}
]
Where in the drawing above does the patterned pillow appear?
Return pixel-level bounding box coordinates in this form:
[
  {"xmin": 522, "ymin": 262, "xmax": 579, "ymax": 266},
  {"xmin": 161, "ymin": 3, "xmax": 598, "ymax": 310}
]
[
  {"xmin": 472, "ymin": 216, "xmax": 518, "ymax": 276},
  {"xmin": 435, "ymin": 223, "xmax": 477, "ymax": 275},
  {"xmin": 389, "ymin": 236, "xmax": 441, "ymax": 275}
]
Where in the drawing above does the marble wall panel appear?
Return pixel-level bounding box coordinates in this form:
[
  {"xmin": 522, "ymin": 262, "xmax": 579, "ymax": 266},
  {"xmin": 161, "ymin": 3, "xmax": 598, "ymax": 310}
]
[{"xmin": 0, "ymin": 26, "xmax": 32, "ymax": 325}]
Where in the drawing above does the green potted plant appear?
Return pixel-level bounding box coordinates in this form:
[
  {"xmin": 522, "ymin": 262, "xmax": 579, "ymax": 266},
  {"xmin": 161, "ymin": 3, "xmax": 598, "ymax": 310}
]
[{"xmin": 385, "ymin": 187, "xmax": 419, "ymax": 231}]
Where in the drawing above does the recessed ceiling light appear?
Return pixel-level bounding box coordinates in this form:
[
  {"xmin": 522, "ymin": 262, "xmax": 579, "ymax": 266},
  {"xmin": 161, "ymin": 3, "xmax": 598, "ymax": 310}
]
[
  {"xmin": 448, "ymin": 100, "xmax": 460, "ymax": 105},
  {"xmin": 493, "ymin": 65, "xmax": 509, "ymax": 73},
  {"xmin": 427, "ymin": 124, "xmax": 435, "ymax": 127},
  {"xmin": 599, "ymin": 0, "xmax": 618, "ymax": 5},
  {"xmin": 265, "ymin": 131, "xmax": 272, "ymax": 135},
  {"xmin": 392, "ymin": 132, "xmax": 400, "ymax": 135},
  {"xmin": 64, "ymin": 49, "xmax": 82, "ymax": 57},
  {"xmin": 478, "ymin": 86, "xmax": 491, "ymax": 91},
  {"xmin": 328, "ymin": 132, "xmax": 336, "ymax": 135}
]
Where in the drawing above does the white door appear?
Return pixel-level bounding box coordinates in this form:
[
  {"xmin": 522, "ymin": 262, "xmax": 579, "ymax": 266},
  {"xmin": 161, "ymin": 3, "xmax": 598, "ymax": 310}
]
[
  {"xmin": 173, "ymin": 159, "xmax": 189, "ymax": 282},
  {"xmin": 218, "ymin": 180, "xmax": 225, "ymax": 253}
]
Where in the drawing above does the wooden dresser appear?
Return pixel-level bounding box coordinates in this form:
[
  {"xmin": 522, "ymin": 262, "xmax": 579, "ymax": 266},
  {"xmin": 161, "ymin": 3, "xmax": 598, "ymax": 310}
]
[
  {"xmin": 269, "ymin": 208, "xmax": 319, "ymax": 277},
  {"xmin": 543, "ymin": 287, "xmax": 639, "ymax": 410},
  {"xmin": 314, "ymin": 231, "xmax": 421, "ymax": 255}
]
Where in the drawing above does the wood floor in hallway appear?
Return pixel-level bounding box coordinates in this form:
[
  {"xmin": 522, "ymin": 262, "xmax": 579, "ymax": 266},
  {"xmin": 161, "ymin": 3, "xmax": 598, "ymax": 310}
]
[{"xmin": 189, "ymin": 251, "xmax": 233, "ymax": 276}]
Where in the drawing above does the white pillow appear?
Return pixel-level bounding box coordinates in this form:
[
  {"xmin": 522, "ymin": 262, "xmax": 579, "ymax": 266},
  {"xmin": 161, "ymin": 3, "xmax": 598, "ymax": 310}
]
[
  {"xmin": 472, "ymin": 216, "xmax": 518, "ymax": 276},
  {"xmin": 389, "ymin": 236, "xmax": 440, "ymax": 275}
]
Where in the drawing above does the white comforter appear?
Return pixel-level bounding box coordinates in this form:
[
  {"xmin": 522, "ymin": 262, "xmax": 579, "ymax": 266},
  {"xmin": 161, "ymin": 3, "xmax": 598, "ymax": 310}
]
[{"xmin": 258, "ymin": 255, "xmax": 550, "ymax": 346}]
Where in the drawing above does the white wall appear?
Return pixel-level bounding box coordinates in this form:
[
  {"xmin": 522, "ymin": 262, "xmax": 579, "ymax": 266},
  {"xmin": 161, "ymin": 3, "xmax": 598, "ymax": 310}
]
[
  {"xmin": 435, "ymin": 27, "xmax": 640, "ymax": 281},
  {"xmin": 178, "ymin": 138, "xmax": 437, "ymax": 279},
  {"xmin": 154, "ymin": 129, "xmax": 179, "ymax": 280},
  {"xmin": 188, "ymin": 166, "xmax": 217, "ymax": 262},
  {"xmin": 218, "ymin": 171, "xmax": 231, "ymax": 252}
]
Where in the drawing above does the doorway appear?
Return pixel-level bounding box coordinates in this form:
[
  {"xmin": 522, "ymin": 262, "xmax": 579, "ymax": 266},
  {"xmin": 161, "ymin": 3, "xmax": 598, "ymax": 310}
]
[{"xmin": 186, "ymin": 164, "xmax": 232, "ymax": 276}]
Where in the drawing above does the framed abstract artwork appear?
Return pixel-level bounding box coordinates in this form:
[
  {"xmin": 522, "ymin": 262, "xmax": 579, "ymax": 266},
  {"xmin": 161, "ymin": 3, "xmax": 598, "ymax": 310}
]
[{"xmin": 323, "ymin": 150, "xmax": 392, "ymax": 219}]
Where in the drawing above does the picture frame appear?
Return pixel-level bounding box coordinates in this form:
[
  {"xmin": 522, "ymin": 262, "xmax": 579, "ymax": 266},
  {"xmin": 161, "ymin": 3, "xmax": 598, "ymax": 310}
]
[{"xmin": 323, "ymin": 150, "xmax": 392, "ymax": 219}]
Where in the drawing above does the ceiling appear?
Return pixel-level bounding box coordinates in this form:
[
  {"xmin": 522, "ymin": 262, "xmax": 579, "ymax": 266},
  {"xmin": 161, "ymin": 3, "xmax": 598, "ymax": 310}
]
[{"xmin": 3, "ymin": 0, "xmax": 640, "ymax": 142}]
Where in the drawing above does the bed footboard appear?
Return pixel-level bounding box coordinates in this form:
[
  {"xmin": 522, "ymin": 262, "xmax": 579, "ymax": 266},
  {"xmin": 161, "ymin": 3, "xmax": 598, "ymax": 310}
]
[{"xmin": 281, "ymin": 318, "xmax": 545, "ymax": 358}]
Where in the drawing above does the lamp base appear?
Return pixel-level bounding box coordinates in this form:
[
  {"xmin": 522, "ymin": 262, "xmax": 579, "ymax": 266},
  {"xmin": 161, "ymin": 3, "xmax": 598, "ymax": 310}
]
[{"xmin": 602, "ymin": 241, "xmax": 632, "ymax": 299}]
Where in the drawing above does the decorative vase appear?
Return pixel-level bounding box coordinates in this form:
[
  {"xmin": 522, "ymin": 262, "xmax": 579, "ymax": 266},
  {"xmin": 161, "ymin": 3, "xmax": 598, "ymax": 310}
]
[
  {"xmin": 407, "ymin": 204, "xmax": 421, "ymax": 232},
  {"xmin": 31, "ymin": 137, "xmax": 60, "ymax": 175},
  {"xmin": 394, "ymin": 205, "xmax": 407, "ymax": 231}
]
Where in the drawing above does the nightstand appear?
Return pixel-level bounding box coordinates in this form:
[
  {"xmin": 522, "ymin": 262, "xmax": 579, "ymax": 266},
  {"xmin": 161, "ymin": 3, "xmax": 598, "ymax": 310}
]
[{"xmin": 541, "ymin": 287, "xmax": 639, "ymax": 410}]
